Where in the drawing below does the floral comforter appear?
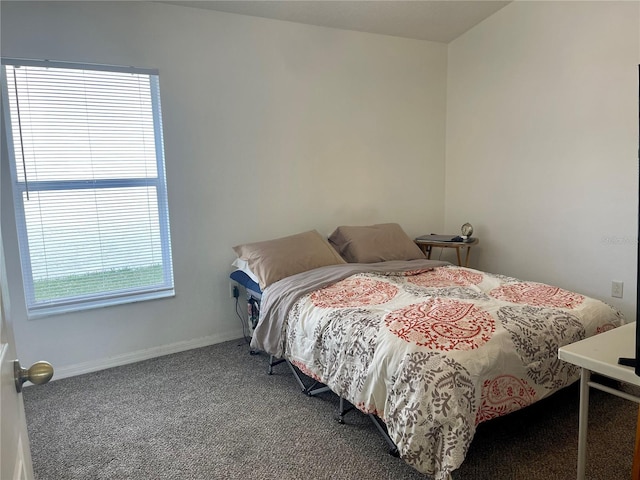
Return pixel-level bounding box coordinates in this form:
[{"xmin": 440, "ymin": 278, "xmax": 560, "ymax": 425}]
[{"xmin": 252, "ymin": 261, "xmax": 624, "ymax": 480}]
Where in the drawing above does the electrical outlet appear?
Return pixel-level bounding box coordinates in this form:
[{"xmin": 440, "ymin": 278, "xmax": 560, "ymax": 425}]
[
  {"xmin": 611, "ymin": 280, "xmax": 624, "ymax": 299},
  {"xmin": 229, "ymin": 282, "xmax": 238, "ymax": 298}
]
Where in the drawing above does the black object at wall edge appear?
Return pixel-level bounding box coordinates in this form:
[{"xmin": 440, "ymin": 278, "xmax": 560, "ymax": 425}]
[{"xmin": 636, "ymin": 64, "xmax": 639, "ymax": 376}]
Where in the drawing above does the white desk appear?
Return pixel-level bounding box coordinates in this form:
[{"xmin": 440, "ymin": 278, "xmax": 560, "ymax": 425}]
[{"xmin": 558, "ymin": 322, "xmax": 640, "ymax": 480}]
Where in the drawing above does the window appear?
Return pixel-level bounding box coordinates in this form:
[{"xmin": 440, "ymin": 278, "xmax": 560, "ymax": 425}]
[{"xmin": 1, "ymin": 59, "xmax": 174, "ymax": 318}]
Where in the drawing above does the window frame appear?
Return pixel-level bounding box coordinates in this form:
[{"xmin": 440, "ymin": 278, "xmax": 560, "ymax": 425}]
[{"xmin": 1, "ymin": 58, "xmax": 175, "ymax": 318}]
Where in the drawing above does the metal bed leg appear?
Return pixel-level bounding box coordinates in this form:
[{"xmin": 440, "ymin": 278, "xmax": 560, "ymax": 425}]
[
  {"xmin": 337, "ymin": 396, "xmax": 354, "ymax": 424},
  {"xmin": 305, "ymin": 382, "xmax": 331, "ymax": 396},
  {"xmin": 268, "ymin": 355, "xmax": 331, "ymax": 396},
  {"xmin": 268, "ymin": 355, "xmax": 285, "ymax": 375},
  {"xmin": 368, "ymin": 414, "xmax": 399, "ymax": 457},
  {"xmin": 285, "ymin": 360, "xmax": 330, "ymax": 396},
  {"xmin": 267, "ymin": 356, "xmax": 397, "ymax": 457},
  {"xmin": 285, "ymin": 358, "xmax": 309, "ymax": 391}
]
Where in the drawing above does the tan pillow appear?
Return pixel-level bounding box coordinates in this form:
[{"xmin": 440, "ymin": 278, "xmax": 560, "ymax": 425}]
[
  {"xmin": 328, "ymin": 223, "xmax": 426, "ymax": 263},
  {"xmin": 233, "ymin": 230, "xmax": 346, "ymax": 290}
]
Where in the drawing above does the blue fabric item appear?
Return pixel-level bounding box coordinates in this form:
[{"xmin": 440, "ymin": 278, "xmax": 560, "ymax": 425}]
[{"xmin": 230, "ymin": 269, "xmax": 262, "ymax": 294}]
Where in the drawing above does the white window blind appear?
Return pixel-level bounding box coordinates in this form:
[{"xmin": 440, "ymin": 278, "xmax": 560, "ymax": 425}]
[{"xmin": 1, "ymin": 59, "xmax": 174, "ymax": 317}]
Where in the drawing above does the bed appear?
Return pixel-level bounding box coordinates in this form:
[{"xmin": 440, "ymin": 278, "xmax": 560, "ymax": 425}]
[{"xmin": 231, "ymin": 225, "xmax": 624, "ymax": 480}]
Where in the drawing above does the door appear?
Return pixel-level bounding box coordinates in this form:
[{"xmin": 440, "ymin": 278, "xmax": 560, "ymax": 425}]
[
  {"xmin": 1, "ymin": 68, "xmax": 53, "ymax": 480},
  {"xmin": 0, "ymin": 228, "xmax": 34, "ymax": 480}
]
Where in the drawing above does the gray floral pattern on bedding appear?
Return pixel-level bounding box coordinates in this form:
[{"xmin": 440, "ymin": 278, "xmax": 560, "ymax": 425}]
[{"xmin": 279, "ymin": 264, "xmax": 624, "ymax": 480}]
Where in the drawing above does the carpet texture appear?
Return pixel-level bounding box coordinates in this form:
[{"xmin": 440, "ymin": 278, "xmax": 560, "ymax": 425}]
[{"xmin": 23, "ymin": 338, "xmax": 638, "ymax": 480}]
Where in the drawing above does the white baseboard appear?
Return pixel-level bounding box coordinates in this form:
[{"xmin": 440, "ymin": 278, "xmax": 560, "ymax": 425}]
[{"xmin": 50, "ymin": 330, "xmax": 244, "ymax": 381}]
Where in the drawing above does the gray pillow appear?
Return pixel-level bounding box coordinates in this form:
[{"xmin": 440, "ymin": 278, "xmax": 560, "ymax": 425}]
[
  {"xmin": 233, "ymin": 230, "xmax": 346, "ymax": 290},
  {"xmin": 328, "ymin": 223, "xmax": 426, "ymax": 263}
]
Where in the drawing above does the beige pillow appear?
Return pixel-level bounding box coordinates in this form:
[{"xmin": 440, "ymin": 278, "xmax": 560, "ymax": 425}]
[
  {"xmin": 328, "ymin": 223, "xmax": 426, "ymax": 263},
  {"xmin": 233, "ymin": 230, "xmax": 346, "ymax": 290}
]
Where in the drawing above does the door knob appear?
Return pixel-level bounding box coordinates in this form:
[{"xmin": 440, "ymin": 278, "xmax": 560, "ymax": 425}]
[{"xmin": 14, "ymin": 360, "xmax": 54, "ymax": 393}]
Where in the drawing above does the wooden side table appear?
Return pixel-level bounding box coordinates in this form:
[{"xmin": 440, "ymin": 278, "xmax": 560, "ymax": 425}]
[{"xmin": 414, "ymin": 236, "xmax": 479, "ymax": 267}]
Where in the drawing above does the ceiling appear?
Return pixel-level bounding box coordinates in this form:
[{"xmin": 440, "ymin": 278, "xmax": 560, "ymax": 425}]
[{"xmin": 162, "ymin": 1, "xmax": 512, "ymax": 43}]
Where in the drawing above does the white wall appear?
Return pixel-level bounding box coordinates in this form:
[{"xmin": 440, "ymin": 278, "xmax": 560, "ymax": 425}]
[
  {"xmin": 446, "ymin": 1, "xmax": 640, "ymax": 321},
  {"xmin": 0, "ymin": 2, "xmax": 447, "ymax": 374}
]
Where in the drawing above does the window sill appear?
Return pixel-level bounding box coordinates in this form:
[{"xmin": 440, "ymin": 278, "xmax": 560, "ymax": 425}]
[{"xmin": 27, "ymin": 288, "xmax": 176, "ymax": 320}]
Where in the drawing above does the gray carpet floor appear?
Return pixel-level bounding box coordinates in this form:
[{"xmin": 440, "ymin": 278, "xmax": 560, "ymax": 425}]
[{"xmin": 23, "ymin": 338, "xmax": 638, "ymax": 480}]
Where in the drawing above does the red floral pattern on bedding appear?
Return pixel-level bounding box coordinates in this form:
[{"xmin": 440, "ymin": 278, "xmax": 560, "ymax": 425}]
[
  {"xmin": 490, "ymin": 282, "xmax": 584, "ymax": 309},
  {"xmin": 596, "ymin": 323, "xmax": 619, "ymax": 334},
  {"xmin": 290, "ymin": 359, "xmax": 323, "ymax": 383},
  {"xmin": 279, "ymin": 266, "xmax": 624, "ymax": 480},
  {"xmin": 356, "ymin": 402, "xmax": 383, "ymax": 417},
  {"xmin": 384, "ymin": 299, "xmax": 495, "ymax": 351},
  {"xmin": 476, "ymin": 375, "xmax": 537, "ymax": 424},
  {"xmin": 310, "ymin": 277, "xmax": 398, "ymax": 308},
  {"xmin": 408, "ymin": 267, "xmax": 483, "ymax": 288}
]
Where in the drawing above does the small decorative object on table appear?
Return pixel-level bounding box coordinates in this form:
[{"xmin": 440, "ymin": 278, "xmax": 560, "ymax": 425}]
[{"xmin": 461, "ymin": 222, "xmax": 473, "ymax": 238}]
